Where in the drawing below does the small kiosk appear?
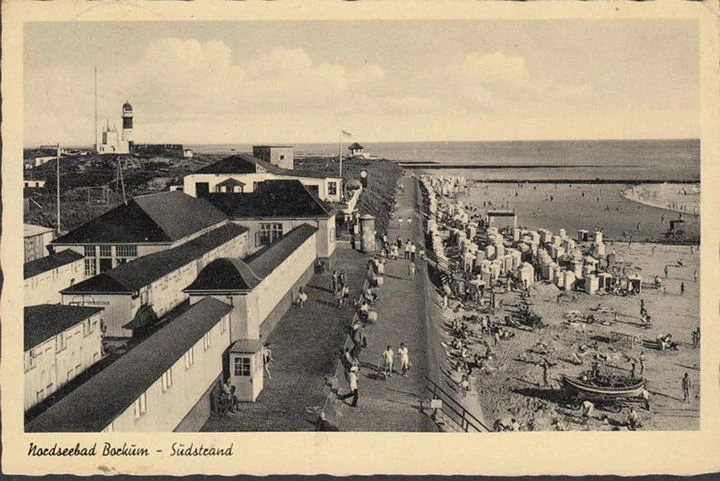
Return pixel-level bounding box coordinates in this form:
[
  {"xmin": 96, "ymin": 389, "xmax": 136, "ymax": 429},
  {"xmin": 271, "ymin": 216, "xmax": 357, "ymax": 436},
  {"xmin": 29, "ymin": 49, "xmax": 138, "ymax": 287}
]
[{"xmin": 228, "ymin": 339, "xmax": 264, "ymax": 402}]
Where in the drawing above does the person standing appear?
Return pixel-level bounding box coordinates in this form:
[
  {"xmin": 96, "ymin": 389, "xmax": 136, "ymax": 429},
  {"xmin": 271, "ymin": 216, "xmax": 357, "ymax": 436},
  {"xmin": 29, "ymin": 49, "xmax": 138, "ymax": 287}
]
[
  {"xmin": 262, "ymin": 344, "xmax": 273, "ymax": 380},
  {"xmin": 682, "ymin": 373, "xmax": 691, "ymax": 403},
  {"xmin": 693, "ymin": 270, "xmax": 698, "ymax": 283},
  {"xmin": 404, "ymin": 241, "xmax": 411, "ymax": 260},
  {"xmin": 382, "ymin": 345, "xmax": 395, "ymax": 378},
  {"xmin": 339, "ymin": 366, "xmax": 359, "ymax": 407},
  {"xmin": 410, "ymin": 242, "xmax": 416, "ymax": 262},
  {"xmin": 408, "ymin": 262, "xmax": 416, "ymax": 280},
  {"xmin": 680, "ymin": 282, "xmax": 685, "ymax": 296},
  {"xmin": 398, "ymin": 343, "xmax": 410, "ymax": 376},
  {"xmin": 639, "ymin": 351, "xmax": 645, "ymax": 376},
  {"xmin": 331, "ymin": 270, "xmax": 338, "ymax": 293}
]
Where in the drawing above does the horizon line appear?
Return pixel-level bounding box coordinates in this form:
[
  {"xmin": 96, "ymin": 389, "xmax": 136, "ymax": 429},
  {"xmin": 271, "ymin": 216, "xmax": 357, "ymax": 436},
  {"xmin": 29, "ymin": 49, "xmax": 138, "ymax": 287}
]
[{"xmin": 25, "ymin": 137, "xmax": 701, "ymax": 150}]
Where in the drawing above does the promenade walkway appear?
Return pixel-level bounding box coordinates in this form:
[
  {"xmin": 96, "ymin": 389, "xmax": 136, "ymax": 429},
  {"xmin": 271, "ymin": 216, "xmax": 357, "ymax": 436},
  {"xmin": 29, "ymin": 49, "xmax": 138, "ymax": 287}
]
[
  {"xmin": 325, "ymin": 175, "xmax": 437, "ymax": 432},
  {"xmin": 201, "ymin": 243, "xmax": 371, "ymax": 431}
]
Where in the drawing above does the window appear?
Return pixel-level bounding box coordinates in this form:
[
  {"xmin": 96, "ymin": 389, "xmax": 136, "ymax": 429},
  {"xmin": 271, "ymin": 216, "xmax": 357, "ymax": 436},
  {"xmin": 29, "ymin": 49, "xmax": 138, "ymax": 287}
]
[
  {"xmin": 328, "ymin": 182, "xmax": 337, "ymax": 196},
  {"xmin": 99, "ymin": 245, "xmax": 112, "ymax": 257},
  {"xmin": 257, "ymin": 223, "xmax": 283, "ymax": 247},
  {"xmin": 56, "ymin": 333, "xmax": 66, "ymax": 352},
  {"xmin": 184, "ymin": 348, "xmax": 194, "ymax": 369},
  {"xmin": 84, "ymin": 246, "xmax": 96, "ymax": 257},
  {"xmin": 103, "ymin": 423, "xmax": 114, "ymax": 433},
  {"xmin": 84, "ymin": 258, "xmax": 97, "ymax": 276},
  {"xmin": 203, "ymin": 333, "xmax": 211, "ymax": 351},
  {"xmin": 162, "ymin": 369, "xmax": 173, "ymax": 392},
  {"xmin": 234, "ymin": 357, "xmax": 251, "ymax": 377},
  {"xmin": 25, "ymin": 349, "xmax": 37, "ymax": 371},
  {"xmin": 330, "ymin": 227, "xmax": 336, "ymax": 242},
  {"xmin": 221, "ymin": 316, "xmax": 228, "ymax": 334},
  {"xmin": 133, "ymin": 393, "xmax": 147, "ymax": 418},
  {"xmin": 116, "ymin": 245, "xmax": 137, "ymax": 258},
  {"xmin": 83, "ymin": 318, "xmax": 94, "ymax": 337},
  {"xmin": 36, "ymin": 389, "xmax": 45, "ymax": 402}
]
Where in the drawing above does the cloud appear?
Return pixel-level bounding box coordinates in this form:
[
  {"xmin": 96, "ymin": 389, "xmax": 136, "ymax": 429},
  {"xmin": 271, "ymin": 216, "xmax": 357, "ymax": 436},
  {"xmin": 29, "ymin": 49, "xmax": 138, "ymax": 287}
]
[{"xmin": 113, "ymin": 40, "xmax": 389, "ymax": 117}]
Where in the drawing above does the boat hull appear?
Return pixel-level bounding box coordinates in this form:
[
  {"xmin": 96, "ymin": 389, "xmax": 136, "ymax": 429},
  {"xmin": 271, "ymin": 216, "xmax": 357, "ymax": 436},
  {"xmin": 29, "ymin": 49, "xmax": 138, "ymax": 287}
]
[{"xmin": 562, "ymin": 376, "xmax": 645, "ymax": 399}]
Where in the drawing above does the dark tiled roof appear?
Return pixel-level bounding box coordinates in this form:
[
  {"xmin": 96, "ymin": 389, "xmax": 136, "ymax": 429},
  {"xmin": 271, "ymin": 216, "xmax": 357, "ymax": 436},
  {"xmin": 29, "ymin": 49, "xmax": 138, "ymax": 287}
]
[
  {"xmin": 205, "ymin": 180, "xmax": 331, "ymax": 219},
  {"xmin": 24, "ymin": 250, "xmax": 83, "ymax": 279},
  {"xmin": 52, "ymin": 191, "xmax": 228, "ymax": 245},
  {"xmin": 193, "ymin": 154, "xmax": 283, "ymax": 175},
  {"xmin": 184, "ymin": 258, "xmax": 262, "ymax": 292},
  {"xmin": 25, "ymin": 297, "xmax": 232, "ymax": 432},
  {"xmin": 61, "ymin": 223, "xmax": 247, "ymax": 295},
  {"xmin": 24, "ymin": 305, "xmax": 103, "ymax": 351},
  {"xmin": 348, "ymin": 142, "xmax": 363, "ymax": 150},
  {"xmin": 246, "ymin": 223, "xmax": 317, "ymax": 278}
]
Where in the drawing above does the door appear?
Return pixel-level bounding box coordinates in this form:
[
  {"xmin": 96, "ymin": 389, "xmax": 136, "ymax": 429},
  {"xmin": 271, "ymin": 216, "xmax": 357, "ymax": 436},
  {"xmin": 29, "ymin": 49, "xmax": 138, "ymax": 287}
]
[{"xmin": 195, "ymin": 182, "xmax": 210, "ymax": 197}]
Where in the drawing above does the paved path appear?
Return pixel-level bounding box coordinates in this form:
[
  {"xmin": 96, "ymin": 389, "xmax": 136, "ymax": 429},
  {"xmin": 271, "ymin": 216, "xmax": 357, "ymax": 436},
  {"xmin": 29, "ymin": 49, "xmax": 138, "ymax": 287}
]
[
  {"xmin": 201, "ymin": 244, "xmax": 371, "ymax": 431},
  {"xmin": 327, "ymin": 175, "xmax": 438, "ymax": 432}
]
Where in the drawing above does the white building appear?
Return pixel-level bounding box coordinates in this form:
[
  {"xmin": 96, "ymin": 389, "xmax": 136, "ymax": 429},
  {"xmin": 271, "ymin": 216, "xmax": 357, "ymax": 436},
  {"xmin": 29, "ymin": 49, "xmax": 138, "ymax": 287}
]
[
  {"xmin": 183, "ymin": 154, "xmax": 343, "ymax": 203},
  {"xmin": 205, "ymin": 179, "xmax": 336, "ymax": 259},
  {"xmin": 252, "ymin": 145, "xmax": 294, "ymax": 170},
  {"xmin": 25, "ymin": 297, "xmax": 232, "ymax": 432},
  {"xmin": 24, "ymin": 250, "xmax": 85, "ymax": 306},
  {"xmin": 51, "ymin": 190, "xmax": 230, "ymax": 275},
  {"xmin": 97, "ymin": 101, "xmax": 133, "ymax": 155},
  {"xmin": 60, "ymin": 223, "xmax": 249, "ymax": 338},
  {"xmin": 24, "ymin": 305, "xmax": 104, "ymax": 411},
  {"xmin": 24, "ymin": 224, "xmax": 55, "ymax": 263}
]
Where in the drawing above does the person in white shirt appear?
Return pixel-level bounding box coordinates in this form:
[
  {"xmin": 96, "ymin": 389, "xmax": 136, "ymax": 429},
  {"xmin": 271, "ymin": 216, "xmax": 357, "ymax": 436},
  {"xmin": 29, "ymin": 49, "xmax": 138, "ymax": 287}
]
[
  {"xmin": 339, "ymin": 366, "xmax": 359, "ymax": 407},
  {"xmin": 398, "ymin": 343, "xmax": 410, "ymax": 376},
  {"xmin": 382, "ymin": 345, "xmax": 395, "ymax": 378}
]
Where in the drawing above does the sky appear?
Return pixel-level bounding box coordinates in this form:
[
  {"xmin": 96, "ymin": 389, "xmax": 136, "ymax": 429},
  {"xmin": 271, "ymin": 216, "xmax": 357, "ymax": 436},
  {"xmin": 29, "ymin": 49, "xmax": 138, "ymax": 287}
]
[{"xmin": 24, "ymin": 20, "xmax": 699, "ymax": 146}]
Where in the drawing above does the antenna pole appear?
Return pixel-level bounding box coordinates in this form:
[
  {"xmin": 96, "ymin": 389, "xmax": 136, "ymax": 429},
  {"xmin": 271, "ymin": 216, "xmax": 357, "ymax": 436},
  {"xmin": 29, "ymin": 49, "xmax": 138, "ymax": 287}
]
[
  {"xmin": 94, "ymin": 66, "xmax": 98, "ymax": 149},
  {"xmin": 56, "ymin": 143, "xmax": 61, "ymax": 233},
  {"xmin": 339, "ymin": 130, "xmax": 343, "ymax": 179}
]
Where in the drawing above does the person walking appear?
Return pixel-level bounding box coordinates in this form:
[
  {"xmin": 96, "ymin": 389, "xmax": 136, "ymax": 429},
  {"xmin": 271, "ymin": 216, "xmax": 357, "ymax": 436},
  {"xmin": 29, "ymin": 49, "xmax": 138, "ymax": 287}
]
[
  {"xmin": 398, "ymin": 343, "xmax": 410, "ymax": 376},
  {"xmin": 664, "ymin": 265, "xmax": 669, "ymax": 278},
  {"xmin": 339, "ymin": 366, "xmax": 359, "ymax": 407},
  {"xmin": 408, "ymin": 262, "xmax": 416, "ymax": 280},
  {"xmin": 680, "ymin": 282, "xmax": 685, "ymax": 296},
  {"xmin": 382, "ymin": 345, "xmax": 395, "ymax": 378},
  {"xmin": 262, "ymin": 343, "xmax": 273, "ymax": 380},
  {"xmin": 682, "ymin": 373, "xmax": 691, "ymax": 403}
]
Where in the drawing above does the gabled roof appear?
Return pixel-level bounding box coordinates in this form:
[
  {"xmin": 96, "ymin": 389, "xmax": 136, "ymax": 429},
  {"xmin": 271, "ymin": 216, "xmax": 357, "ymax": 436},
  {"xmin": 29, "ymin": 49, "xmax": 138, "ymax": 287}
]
[
  {"xmin": 61, "ymin": 223, "xmax": 247, "ymax": 295},
  {"xmin": 52, "ymin": 191, "xmax": 228, "ymax": 245},
  {"xmin": 24, "ymin": 250, "xmax": 83, "ymax": 279},
  {"xmin": 184, "ymin": 258, "xmax": 262, "ymax": 293},
  {"xmin": 25, "ymin": 297, "xmax": 231, "ymax": 432},
  {"xmin": 215, "ymin": 178, "xmax": 246, "ymax": 188},
  {"xmin": 193, "ymin": 154, "xmax": 284, "ymax": 175},
  {"xmin": 205, "ymin": 180, "xmax": 331, "ymax": 219},
  {"xmin": 25, "ymin": 305, "xmax": 103, "ymax": 351},
  {"xmin": 246, "ymin": 223, "xmax": 317, "ymax": 278}
]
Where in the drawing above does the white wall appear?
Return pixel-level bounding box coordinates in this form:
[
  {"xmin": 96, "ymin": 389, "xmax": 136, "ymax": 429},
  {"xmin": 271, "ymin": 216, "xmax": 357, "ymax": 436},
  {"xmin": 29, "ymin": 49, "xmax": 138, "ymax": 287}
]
[
  {"xmin": 63, "ymin": 232, "xmax": 248, "ymax": 338},
  {"xmin": 236, "ymin": 218, "xmax": 334, "ymax": 258},
  {"xmin": 25, "ymin": 259, "xmax": 85, "ymax": 306},
  {"xmin": 183, "ymin": 173, "xmax": 342, "ymax": 202},
  {"xmin": 105, "ymin": 311, "xmax": 231, "ymax": 432},
  {"xmin": 24, "ymin": 311, "xmax": 103, "ymax": 411}
]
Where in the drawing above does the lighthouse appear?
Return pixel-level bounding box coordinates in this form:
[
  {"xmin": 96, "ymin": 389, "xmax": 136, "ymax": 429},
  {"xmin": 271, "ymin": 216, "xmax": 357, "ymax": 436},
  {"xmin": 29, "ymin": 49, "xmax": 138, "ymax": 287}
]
[{"xmin": 121, "ymin": 100, "xmax": 133, "ymax": 147}]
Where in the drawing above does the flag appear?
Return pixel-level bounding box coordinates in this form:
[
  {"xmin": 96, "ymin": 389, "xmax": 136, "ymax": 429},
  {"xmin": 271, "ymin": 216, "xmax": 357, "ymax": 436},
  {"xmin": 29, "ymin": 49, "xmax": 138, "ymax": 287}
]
[{"xmin": 341, "ymin": 130, "xmax": 352, "ymax": 137}]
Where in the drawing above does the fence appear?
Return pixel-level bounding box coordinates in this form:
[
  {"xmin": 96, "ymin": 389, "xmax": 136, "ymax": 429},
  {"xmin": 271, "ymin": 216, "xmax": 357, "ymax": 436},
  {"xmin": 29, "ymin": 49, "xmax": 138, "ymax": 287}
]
[{"xmin": 423, "ymin": 375, "xmax": 489, "ymax": 433}]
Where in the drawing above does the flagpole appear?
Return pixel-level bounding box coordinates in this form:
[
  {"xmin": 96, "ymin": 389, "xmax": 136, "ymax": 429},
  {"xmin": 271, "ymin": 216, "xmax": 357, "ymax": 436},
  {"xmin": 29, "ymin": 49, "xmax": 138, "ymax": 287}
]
[{"xmin": 339, "ymin": 130, "xmax": 343, "ymax": 179}]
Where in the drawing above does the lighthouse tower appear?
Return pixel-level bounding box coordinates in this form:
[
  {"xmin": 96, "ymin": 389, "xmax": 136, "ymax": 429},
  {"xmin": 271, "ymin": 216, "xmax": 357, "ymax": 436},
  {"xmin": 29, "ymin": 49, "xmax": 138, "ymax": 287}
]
[{"xmin": 121, "ymin": 100, "xmax": 133, "ymax": 147}]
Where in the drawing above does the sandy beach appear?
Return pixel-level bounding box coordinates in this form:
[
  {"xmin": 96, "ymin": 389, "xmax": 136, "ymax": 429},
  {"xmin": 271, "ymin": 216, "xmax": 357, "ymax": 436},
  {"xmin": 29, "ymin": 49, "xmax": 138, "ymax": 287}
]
[{"xmin": 420, "ymin": 176, "xmax": 700, "ymax": 432}]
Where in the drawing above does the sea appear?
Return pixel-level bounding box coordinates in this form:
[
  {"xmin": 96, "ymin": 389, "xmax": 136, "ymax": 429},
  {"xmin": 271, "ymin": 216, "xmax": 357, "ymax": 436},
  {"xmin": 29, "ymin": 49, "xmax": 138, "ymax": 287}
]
[{"xmin": 188, "ymin": 139, "xmax": 700, "ymax": 183}]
